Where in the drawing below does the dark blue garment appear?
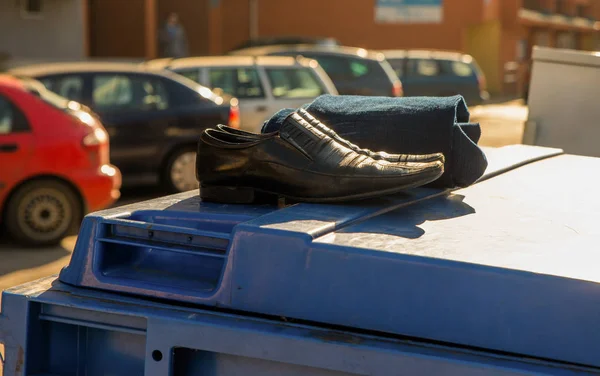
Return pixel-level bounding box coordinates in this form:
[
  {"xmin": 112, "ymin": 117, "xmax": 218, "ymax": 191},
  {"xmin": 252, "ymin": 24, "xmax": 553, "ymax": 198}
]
[{"xmin": 261, "ymin": 94, "xmax": 487, "ymax": 188}]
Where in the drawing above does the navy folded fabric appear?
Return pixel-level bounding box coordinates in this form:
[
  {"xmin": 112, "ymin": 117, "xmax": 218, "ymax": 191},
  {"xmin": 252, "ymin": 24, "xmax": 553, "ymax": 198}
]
[{"xmin": 261, "ymin": 94, "xmax": 488, "ymax": 188}]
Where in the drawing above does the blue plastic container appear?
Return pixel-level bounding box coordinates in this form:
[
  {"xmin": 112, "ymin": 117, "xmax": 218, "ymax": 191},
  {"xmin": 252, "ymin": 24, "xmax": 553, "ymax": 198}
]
[
  {"xmin": 2, "ymin": 273, "xmax": 598, "ymax": 376},
  {"xmin": 4, "ymin": 144, "xmax": 600, "ymax": 375}
]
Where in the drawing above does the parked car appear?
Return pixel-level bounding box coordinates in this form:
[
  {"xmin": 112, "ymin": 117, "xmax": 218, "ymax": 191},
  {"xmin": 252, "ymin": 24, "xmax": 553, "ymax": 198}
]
[
  {"xmin": 230, "ymin": 45, "xmax": 403, "ymax": 97},
  {"xmin": 9, "ymin": 62, "xmax": 240, "ymax": 193},
  {"xmin": 144, "ymin": 56, "xmax": 338, "ymax": 133},
  {"xmin": 382, "ymin": 50, "xmax": 489, "ymax": 105},
  {"xmin": 0, "ymin": 75, "xmax": 121, "ymax": 246},
  {"xmin": 229, "ymin": 36, "xmax": 340, "ymax": 52}
]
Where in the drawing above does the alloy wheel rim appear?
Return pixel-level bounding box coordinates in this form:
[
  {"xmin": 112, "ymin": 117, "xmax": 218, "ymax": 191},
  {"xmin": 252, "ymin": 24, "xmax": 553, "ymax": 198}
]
[{"xmin": 17, "ymin": 188, "xmax": 72, "ymax": 242}]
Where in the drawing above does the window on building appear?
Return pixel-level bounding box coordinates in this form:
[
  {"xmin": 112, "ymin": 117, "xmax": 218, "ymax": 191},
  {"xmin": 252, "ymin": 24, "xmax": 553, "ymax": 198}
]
[
  {"xmin": 555, "ymin": 0, "xmax": 568, "ymax": 16},
  {"xmin": 0, "ymin": 96, "xmax": 30, "ymax": 134},
  {"xmin": 533, "ymin": 31, "xmax": 550, "ymax": 47},
  {"xmin": 556, "ymin": 32, "xmax": 577, "ymax": 50},
  {"xmin": 20, "ymin": 0, "xmax": 43, "ymax": 18},
  {"xmin": 93, "ymin": 75, "xmax": 169, "ymax": 112},
  {"xmin": 576, "ymin": 5, "xmax": 589, "ymax": 18}
]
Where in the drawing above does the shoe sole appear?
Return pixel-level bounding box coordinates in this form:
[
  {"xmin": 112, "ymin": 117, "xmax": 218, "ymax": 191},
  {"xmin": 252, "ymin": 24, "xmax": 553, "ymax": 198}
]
[{"xmin": 199, "ymin": 168, "xmax": 443, "ymax": 205}]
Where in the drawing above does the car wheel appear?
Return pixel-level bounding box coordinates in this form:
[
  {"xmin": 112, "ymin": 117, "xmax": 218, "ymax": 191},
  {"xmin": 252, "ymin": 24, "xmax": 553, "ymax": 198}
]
[
  {"xmin": 4, "ymin": 180, "xmax": 82, "ymax": 247},
  {"xmin": 164, "ymin": 147, "xmax": 199, "ymax": 193}
]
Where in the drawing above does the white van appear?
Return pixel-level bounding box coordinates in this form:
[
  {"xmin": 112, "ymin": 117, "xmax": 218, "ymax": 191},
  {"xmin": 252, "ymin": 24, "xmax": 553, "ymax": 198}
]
[{"xmin": 145, "ymin": 56, "xmax": 338, "ymax": 133}]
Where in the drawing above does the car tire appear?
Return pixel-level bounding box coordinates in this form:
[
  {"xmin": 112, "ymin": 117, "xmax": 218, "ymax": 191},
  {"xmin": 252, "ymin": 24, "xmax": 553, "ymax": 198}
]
[
  {"xmin": 163, "ymin": 147, "xmax": 199, "ymax": 193},
  {"xmin": 4, "ymin": 179, "xmax": 82, "ymax": 247}
]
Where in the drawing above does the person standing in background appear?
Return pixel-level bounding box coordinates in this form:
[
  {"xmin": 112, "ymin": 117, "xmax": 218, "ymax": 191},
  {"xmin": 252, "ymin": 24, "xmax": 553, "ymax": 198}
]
[{"xmin": 159, "ymin": 13, "xmax": 189, "ymax": 58}]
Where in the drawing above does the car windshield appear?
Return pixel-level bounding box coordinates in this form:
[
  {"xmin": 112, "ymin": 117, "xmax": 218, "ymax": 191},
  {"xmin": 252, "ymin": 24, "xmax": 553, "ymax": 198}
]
[{"xmin": 162, "ymin": 70, "xmax": 221, "ymax": 103}]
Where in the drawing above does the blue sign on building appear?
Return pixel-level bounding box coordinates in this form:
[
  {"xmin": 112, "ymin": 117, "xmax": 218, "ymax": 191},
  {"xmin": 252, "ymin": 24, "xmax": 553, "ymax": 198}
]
[{"xmin": 375, "ymin": 0, "xmax": 443, "ymax": 24}]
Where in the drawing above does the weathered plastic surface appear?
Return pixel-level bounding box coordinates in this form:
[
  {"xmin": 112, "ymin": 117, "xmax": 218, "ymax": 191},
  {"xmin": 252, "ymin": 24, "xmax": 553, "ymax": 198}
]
[
  {"xmin": 6, "ymin": 144, "xmax": 600, "ymax": 374},
  {"xmin": 1, "ymin": 275, "xmax": 599, "ymax": 376},
  {"xmin": 51, "ymin": 144, "xmax": 600, "ymax": 368}
]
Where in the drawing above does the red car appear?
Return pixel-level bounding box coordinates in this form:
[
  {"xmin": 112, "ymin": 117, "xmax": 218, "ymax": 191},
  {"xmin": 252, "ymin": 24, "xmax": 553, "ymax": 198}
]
[{"xmin": 0, "ymin": 75, "xmax": 121, "ymax": 246}]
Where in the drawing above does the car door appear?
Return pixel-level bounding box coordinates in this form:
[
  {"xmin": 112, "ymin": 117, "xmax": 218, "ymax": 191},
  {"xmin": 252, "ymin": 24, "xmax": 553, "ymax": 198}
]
[
  {"xmin": 0, "ymin": 92, "xmax": 34, "ymax": 191},
  {"xmin": 207, "ymin": 66, "xmax": 267, "ymax": 133},
  {"xmin": 90, "ymin": 72, "xmax": 174, "ymax": 178},
  {"xmin": 157, "ymin": 74, "xmax": 228, "ymax": 141},
  {"xmin": 262, "ymin": 65, "xmax": 327, "ymax": 118}
]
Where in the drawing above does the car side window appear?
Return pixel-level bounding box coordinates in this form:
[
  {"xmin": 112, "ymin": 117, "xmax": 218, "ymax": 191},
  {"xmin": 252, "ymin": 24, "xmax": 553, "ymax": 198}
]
[
  {"xmin": 0, "ymin": 95, "xmax": 30, "ymax": 134},
  {"xmin": 306, "ymin": 55, "xmax": 351, "ymax": 82},
  {"xmin": 443, "ymin": 61, "xmax": 474, "ymax": 77},
  {"xmin": 92, "ymin": 74, "xmax": 169, "ymax": 111},
  {"xmin": 406, "ymin": 59, "xmax": 441, "ymax": 77},
  {"xmin": 305, "ymin": 55, "xmax": 383, "ymax": 84},
  {"xmin": 388, "ymin": 59, "xmax": 405, "ymax": 78},
  {"xmin": 208, "ymin": 69, "xmax": 235, "ymax": 96},
  {"xmin": 236, "ymin": 68, "xmax": 264, "ymax": 98},
  {"xmin": 265, "ymin": 67, "xmax": 325, "ymax": 98},
  {"xmin": 41, "ymin": 75, "xmax": 84, "ymax": 102},
  {"xmin": 349, "ymin": 60, "xmax": 369, "ymax": 78},
  {"xmin": 209, "ymin": 68, "xmax": 264, "ymax": 99}
]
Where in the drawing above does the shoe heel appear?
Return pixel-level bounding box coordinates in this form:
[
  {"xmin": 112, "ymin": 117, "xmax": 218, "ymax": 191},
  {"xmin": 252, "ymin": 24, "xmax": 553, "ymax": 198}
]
[{"xmin": 200, "ymin": 185, "xmax": 256, "ymax": 204}]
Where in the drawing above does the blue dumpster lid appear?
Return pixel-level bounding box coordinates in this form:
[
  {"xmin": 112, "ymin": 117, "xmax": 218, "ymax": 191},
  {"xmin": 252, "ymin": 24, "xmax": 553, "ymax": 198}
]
[{"xmin": 60, "ymin": 144, "xmax": 600, "ymax": 367}]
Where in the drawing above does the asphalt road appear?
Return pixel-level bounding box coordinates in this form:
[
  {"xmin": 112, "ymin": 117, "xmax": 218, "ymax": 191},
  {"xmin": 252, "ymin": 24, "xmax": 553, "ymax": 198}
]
[{"xmin": 0, "ymin": 100, "xmax": 528, "ymax": 369}]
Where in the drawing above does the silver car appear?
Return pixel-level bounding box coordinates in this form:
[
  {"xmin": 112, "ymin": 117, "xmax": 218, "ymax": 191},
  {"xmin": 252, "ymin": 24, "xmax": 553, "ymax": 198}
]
[{"xmin": 145, "ymin": 56, "xmax": 338, "ymax": 133}]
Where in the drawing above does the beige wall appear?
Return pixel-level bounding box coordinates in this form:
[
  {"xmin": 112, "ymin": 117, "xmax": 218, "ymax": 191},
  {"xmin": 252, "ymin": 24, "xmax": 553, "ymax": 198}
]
[
  {"xmin": 0, "ymin": 0, "xmax": 85, "ymax": 62},
  {"xmin": 466, "ymin": 21, "xmax": 502, "ymax": 94}
]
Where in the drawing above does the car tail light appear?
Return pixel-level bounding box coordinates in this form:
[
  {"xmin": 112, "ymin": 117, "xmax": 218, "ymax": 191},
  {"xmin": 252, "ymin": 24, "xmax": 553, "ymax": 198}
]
[
  {"xmin": 82, "ymin": 127, "xmax": 108, "ymax": 146},
  {"xmin": 477, "ymin": 74, "xmax": 487, "ymax": 91},
  {"xmin": 82, "ymin": 127, "xmax": 110, "ymax": 165},
  {"xmin": 228, "ymin": 104, "xmax": 240, "ymax": 129},
  {"xmin": 392, "ymin": 80, "xmax": 403, "ymax": 97}
]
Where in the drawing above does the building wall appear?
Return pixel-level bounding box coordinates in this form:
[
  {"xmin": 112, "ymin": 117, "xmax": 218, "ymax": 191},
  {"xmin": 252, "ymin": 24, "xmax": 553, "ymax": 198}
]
[
  {"xmin": 466, "ymin": 21, "xmax": 502, "ymax": 93},
  {"xmin": 218, "ymin": 0, "xmax": 251, "ymax": 53},
  {"xmin": 0, "ymin": 0, "xmax": 85, "ymax": 63},
  {"xmin": 251, "ymin": 0, "xmax": 482, "ymax": 52},
  {"xmin": 89, "ymin": 0, "xmax": 146, "ymax": 58}
]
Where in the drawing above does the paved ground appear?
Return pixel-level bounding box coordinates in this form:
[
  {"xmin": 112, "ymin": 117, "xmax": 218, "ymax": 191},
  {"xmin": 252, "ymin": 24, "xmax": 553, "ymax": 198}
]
[
  {"xmin": 470, "ymin": 99, "xmax": 527, "ymax": 147},
  {"xmin": 0, "ymin": 100, "xmax": 528, "ymax": 371}
]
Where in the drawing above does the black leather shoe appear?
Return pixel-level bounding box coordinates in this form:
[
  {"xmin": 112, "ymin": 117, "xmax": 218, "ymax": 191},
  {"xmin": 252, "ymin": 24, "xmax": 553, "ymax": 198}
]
[
  {"xmin": 215, "ymin": 110, "xmax": 445, "ymax": 164},
  {"xmin": 296, "ymin": 109, "xmax": 445, "ymax": 163},
  {"xmin": 197, "ymin": 113, "xmax": 444, "ymax": 204}
]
